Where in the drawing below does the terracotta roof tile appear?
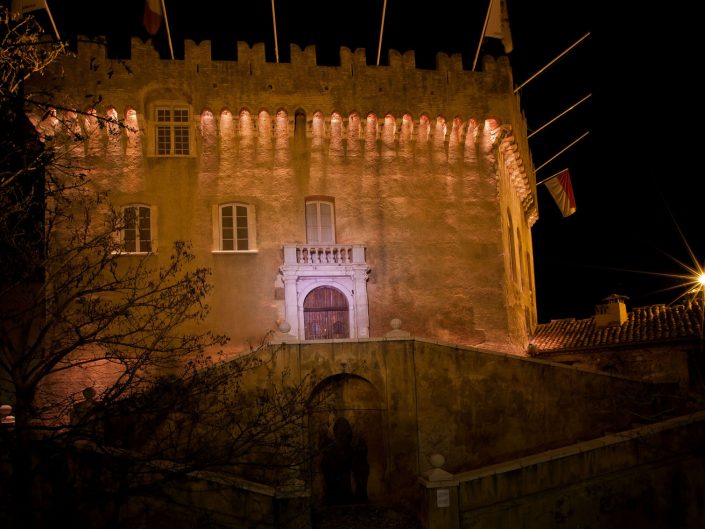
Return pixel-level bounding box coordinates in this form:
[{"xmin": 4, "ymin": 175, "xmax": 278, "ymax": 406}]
[{"xmin": 530, "ymin": 300, "xmax": 704, "ymax": 352}]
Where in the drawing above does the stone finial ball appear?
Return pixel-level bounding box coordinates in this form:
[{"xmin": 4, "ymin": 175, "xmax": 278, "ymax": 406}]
[
  {"xmin": 83, "ymin": 387, "xmax": 96, "ymax": 399},
  {"xmin": 429, "ymin": 453, "xmax": 445, "ymax": 468},
  {"xmin": 390, "ymin": 318, "xmax": 402, "ymax": 330},
  {"xmin": 278, "ymin": 320, "xmax": 292, "ymax": 333}
]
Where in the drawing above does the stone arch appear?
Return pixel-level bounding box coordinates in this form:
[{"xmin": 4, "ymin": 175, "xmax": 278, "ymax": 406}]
[
  {"xmin": 275, "ymin": 107, "xmax": 288, "ymax": 124},
  {"xmin": 80, "ymin": 107, "xmax": 98, "ymax": 142},
  {"xmin": 451, "ymin": 116, "xmax": 464, "ymax": 140},
  {"xmin": 308, "ymin": 374, "xmax": 387, "ymax": 506},
  {"xmin": 294, "ymin": 108, "xmax": 307, "ymax": 141},
  {"xmin": 347, "ymin": 111, "xmax": 361, "ymax": 140},
  {"xmin": 219, "ymin": 108, "xmax": 235, "ymax": 141},
  {"xmin": 364, "ymin": 112, "xmax": 378, "ymax": 146},
  {"xmin": 400, "ymin": 113, "xmax": 414, "ymax": 141},
  {"xmin": 329, "ymin": 111, "xmax": 344, "ymax": 152},
  {"xmin": 382, "ymin": 113, "xmax": 396, "ymax": 147},
  {"xmin": 433, "ymin": 115, "xmax": 447, "ymax": 144},
  {"xmin": 311, "ymin": 110, "xmax": 325, "ymax": 138},
  {"xmin": 123, "ymin": 105, "xmax": 137, "ymax": 120},
  {"xmin": 199, "ymin": 108, "xmax": 216, "ymax": 140},
  {"xmin": 417, "ymin": 113, "xmax": 430, "ymax": 143},
  {"xmin": 105, "ymin": 106, "xmax": 119, "ymax": 136},
  {"xmin": 257, "ymin": 108, "xmax": 271, "ymax": 125},
  {"xmin": 237, "ymin": 107, "xmax": 253, "ymax": 138}
]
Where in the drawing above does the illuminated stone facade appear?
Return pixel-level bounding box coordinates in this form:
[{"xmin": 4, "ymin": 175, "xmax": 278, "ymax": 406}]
[{"xmin": 32, "ymin": 38, "xmax": 538, "ymax": 354}]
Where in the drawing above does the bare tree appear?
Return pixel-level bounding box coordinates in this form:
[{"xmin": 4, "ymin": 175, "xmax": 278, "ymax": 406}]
[{"xmin": 0, "ymin": 10, "xmax": 318, "ymax": 529}]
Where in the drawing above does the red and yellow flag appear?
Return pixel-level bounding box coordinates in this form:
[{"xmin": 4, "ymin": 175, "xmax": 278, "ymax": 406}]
[{"xmin": 143, "ymin": 0, "xmax": 163, "ymax": 35}]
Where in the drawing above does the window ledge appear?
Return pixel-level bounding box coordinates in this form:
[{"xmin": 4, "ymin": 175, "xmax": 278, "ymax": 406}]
[
  {"xmin": 111, "ymin": 251, "xmax": 156, "ymax": 256},
  {"xmin": 211, "ymin": 250, "xmax": 259, "ymax": 255},
  {"xmin": 146, "ymin": 154, "xmax": 196, "ymax": 159}
]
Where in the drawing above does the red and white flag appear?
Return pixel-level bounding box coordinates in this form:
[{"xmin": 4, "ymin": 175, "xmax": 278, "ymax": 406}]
[
  {"xmin": 143, "ymin": 0, "xmax": 163, "ymax": 35},
  {"xmin": 545, "ymin": 169, "xmax": 576, "ymax": 217}
]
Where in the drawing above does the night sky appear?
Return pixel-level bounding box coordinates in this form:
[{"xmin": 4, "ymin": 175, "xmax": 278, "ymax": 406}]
[{"xmin": 25, "ymin": 1, "xmax": 705, "ymax": 323}]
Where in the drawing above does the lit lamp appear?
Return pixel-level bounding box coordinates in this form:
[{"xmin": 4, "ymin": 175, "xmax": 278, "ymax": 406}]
[{"xmin": 697, "ymin": 273, "xmax": 705, "ymax": 354}]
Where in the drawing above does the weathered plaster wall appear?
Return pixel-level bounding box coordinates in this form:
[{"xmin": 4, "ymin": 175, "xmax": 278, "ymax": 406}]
[
  {"xmin": 252, "ymin": 340, "xmax": 673, "ymax": 509},
  {"xmin": 536, "ymin": 343, "xmax": 693, "ymax": 387},
  {"xmin": 454, "ymin": 412, "xmax": 705, "ymax": 529},
  {"xmin": 32, "ymin": 38, "xmax": 537, "ymax": 354}
]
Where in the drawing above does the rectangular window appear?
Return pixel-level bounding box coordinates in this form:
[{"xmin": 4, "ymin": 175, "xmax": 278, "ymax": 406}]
[
  {"xmin": 219, "ymin": 203, "xmax": 254, "ymax": 251},
  {"xmin": 306, "ymin": 200, "xmax": 335, "ymax": 244},
  {"xmin": 123, "ymin": 206, "xmax": 152, "ymax": 253},
  {"xmin": 154, "ymin": 105, "xmax": 190, "ymax": 156}
]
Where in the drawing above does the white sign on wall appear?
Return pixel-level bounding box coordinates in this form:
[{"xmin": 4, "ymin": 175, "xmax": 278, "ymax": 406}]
[{"xmin": 436, "ymin": 488, "xmax": 450, "ymax": 508}]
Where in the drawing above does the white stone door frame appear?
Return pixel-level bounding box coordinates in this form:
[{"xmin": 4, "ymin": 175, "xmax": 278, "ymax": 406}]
[{"xmin": 280, "ymin": 245, "xmax": 370, "ymax": 340}]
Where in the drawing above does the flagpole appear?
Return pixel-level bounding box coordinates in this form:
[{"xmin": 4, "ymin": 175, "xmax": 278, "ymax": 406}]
[
  {"xmin": 536, "ymin": 168, "xmax": 569, "ymax": 186},
  {"xmin": 43, "ymin": 1, "xmax": 62, "ymax": 42},
  {"xmin": 376, "ymin": 0, "xmax": 388, "ymax": 66},
  {"xmin": 271, "ymin": 0, "xmax": 279, "ymax": 63},
  {"xmin": 535, "ymin": 131, "xmax": 590, "ymax": 172},
  {"xmin": 472, "ymin": 0, "xmax": 493, "ymax": 71},
  {"xmin": 161, "ymin": 0, "xmax": 174, "ymax": 60},
  {"xmin": 514, "ymin": 32, "xmax": 590, "ymax": 93},
  {"xmin": 528, "ymin": 93, "xmax": 592, "ymax": 139}
]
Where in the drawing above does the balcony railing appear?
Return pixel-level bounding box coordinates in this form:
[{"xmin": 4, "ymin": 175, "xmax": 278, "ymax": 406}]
[{"xmin": 283, "ymin": 244, "xmax": 366, "ymax": 265}]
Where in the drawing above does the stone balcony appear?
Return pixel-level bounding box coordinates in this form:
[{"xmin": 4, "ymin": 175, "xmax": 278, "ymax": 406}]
[{"xmin": 283, "ymin": 244, "xmax": 366, "ymax": 265}]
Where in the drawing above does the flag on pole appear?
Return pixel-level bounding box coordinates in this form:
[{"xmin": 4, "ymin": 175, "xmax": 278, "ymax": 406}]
[
  {"xmin": 545, "ymin": 169, "xmax": 576, "ymax": 217},
  {"xmin": 11, "ymin": 0, "xmax": 47, "ymax": 16},
  {"xmin": 11, "ymin": 0, "xmax": 61, "ymax": 41},
  {"xmin": 486, "ymin": 0, "xmax": 513, "ymax": 54},
  {"xmin": 143, "ymin": 0, "xmax": 163, "ymax": 35}
]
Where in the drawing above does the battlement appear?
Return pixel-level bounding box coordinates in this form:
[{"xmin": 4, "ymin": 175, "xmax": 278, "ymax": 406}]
[
  {"xmin": 74, "ymin": 37, "xmax": 509, "ymax": 75},
  {"xmin": 35, "ymin": 37, "xmax": 535, "ymax": 222},
  {"xmin": 67, "ymin": 38, "xmax": 513, "ymax": 105}
]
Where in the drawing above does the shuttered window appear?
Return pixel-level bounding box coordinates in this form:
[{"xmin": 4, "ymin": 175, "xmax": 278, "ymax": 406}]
[{"xmin": 306, "ymin": 200, "xmax": 335, "ymax": 244}]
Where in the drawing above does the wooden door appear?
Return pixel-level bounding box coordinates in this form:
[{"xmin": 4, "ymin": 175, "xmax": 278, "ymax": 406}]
[{"xmin": 304, "ymin": 286, "xmax": 349, "ymax": 340}]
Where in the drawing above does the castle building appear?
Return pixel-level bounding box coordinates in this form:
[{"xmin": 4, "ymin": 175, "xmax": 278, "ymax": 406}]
[
  {"xmin": 21, "ymin": 38, "xmax": 705, "ymax": 529},
  {"xmin": 32, "ymin": 38, "xmax": 538, "ymax": 354}
]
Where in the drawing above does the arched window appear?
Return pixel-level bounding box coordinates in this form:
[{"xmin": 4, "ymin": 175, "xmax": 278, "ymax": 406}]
[
  {"xmin": 306, "ymin": 199, "xmax": 335, "ymax": 244},
  {"xmin": 218, "ymin": 203, "xmax": 256, "ymax": 251},
  {"xmin": 507, "ymin": 209, "xmax": 517, "ymax": 282},
  {"xmin": 122, "ymin": 205, "xmax": 153, "ymax": 253},
  {"xmin": 517, "ymin": 227, "xmax": 524, "ymax": 289}
]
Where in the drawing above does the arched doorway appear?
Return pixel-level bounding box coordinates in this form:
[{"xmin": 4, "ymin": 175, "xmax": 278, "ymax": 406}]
[
  {"xmin": 308, "ymin": 374, "xmax": 387, "ymax": 507},
  {"xmin": 304, "ymin": 286, "xmax": 349, "ymax": 340}
]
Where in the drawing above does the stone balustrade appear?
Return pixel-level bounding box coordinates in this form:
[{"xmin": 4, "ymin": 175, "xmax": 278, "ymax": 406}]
[{"xmin": 283, "ymin": 244, "xmax": 366, "ymax": 265}]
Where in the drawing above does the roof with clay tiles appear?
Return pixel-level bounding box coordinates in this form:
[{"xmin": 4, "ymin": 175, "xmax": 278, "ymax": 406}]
[{"xmin": 530, "ymin": 299, "xmax": 704, "ymax": 353}]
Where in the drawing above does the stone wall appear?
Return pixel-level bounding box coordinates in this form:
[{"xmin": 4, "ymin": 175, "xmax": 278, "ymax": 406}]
[
  {"xmin": 254, "ymin": 339, "xmax": 678, "ymax": 510},
  {"xmin": 29, "ymin": 39, "xmax": 537, "ymax": 354},
  {"xmin": 449, "ymin": 411, "xmax": 705, "ymax": 529},
  {"xmin": 536, "ymin": 342, "xmax": 693, "ymax": 387}
]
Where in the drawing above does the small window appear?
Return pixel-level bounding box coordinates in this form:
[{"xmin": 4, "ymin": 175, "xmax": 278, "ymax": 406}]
[
  {"xmin": 306, "ymin": 200, "xmax": 335, "ymax": 244},
  {"xmin": 123, "ymin": 205, "xmax": 152, "ymax": 253},
  {"xmin": 154, "ymin": 105, "xmax": 190, "ymax": 155},
  {"xmin": 219, "ymin": 203, "xmax": 255, "ymax": 251}
]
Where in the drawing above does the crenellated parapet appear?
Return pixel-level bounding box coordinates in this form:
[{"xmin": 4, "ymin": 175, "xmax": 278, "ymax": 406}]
[
  {"xmin": 31, "ymin": 37, "xmax": 537, "ymax": 222},
  {"xmin": 56, "ymin": 38, "xmax": 514, "ymax": 122}
]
